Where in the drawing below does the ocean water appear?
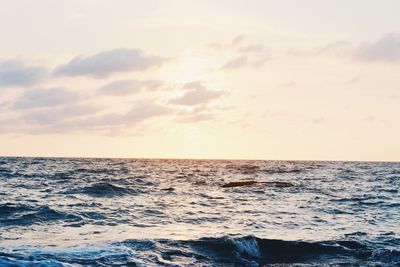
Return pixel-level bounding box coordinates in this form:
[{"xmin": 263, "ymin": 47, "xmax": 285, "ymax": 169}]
[{"xmin": 0, "ymin": 157, "xmax": 399, "ymax": 266}]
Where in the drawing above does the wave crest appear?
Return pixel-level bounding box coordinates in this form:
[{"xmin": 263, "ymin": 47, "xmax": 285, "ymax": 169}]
[
  {"xmin": 64, "ymin": 182, "xmax": 140, "ymax": 197},
  {"xmin": 0, "ymin": 204, "xmax": 82, "ymax": 226}
]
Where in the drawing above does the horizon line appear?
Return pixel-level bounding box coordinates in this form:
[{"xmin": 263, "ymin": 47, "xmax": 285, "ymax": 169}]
[{"xmin": 0, "ymin": 154, "xmax": 399, "ymax": 164}]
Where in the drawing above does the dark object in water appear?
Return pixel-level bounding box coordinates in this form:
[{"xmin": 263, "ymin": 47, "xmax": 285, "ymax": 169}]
[
  {"xmin": 161, "ymin": 187, "xmax": 175, "ymax": 191},
  {"xmin": 222, "ymin": 180, "xmax": 294, "ymax": 188}
]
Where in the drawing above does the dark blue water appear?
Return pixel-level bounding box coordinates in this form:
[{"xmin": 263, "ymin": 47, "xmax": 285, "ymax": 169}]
[{"xmin": 0, "ymin": 157, "xmax": 399, "ymax": 266}]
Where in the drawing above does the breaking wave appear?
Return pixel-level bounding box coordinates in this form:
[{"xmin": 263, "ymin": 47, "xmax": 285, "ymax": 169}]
[{"xmin": 1, "ymin": 236, "xmax": 399, "ymax": 266}]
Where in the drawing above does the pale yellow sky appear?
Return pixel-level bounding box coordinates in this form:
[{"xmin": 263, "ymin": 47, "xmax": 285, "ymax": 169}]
[{"xmin": 0, "ymin": 0, "xmax": 399, "ymax": 161}]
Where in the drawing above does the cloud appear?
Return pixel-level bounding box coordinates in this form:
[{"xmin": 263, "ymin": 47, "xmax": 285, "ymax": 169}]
[
  {"xmin": 251, "ymin": 57, "xmax": 269, "ymax": 68},
  {"xmin": 140, "ymin": 80, "xmax": 164, "ymax": 91},
  {"xmin": 209, "ymin": 35, "xmax": 267, "ymax": 69},
  {"xmin": 317, "ymin": 41, "xmax": 352, "ymax": 57},
  {"xmin": 99, "ymin": 80, "xmax": 142, "ymax": 95},
  {"xmin": 238, "ymin": 44, "xmax": 264, "ymax": 53},
  {"xmin": 0, "ymin": 101, "xmax": 10, "ymax": 110},
  {"xmin": 12, "ymin": 87, "xmax": 78, "ymax": 109},
  {"xmin": 1, "ymin": 99, "xmax": 171, "ymax": 134},
  {"xmin": 22, "ymin": 104, "xmax": 100, "ymax": 124},
  {"xmin": 182, "ymin": 81, "xmax": 206, "ymax": 90},
  {"xmin": 207, "ymin": 34, "xmax": 246, "ymax": 51},
  {"xmin": 0, "ymin": 60, "xmax": 47, "ymax": 87},
  {"xmin": 207, "ymin": 42, "xmax": 225, "ymax": 50},
  {"xmin": 314, "ymin": 33, "xmax": 400, "ymax": 63},
  {"xmin": 355, "ymin": 32, "xmax": 400, "ymax": 62},
  {"xmin": 54, "ymin": 48, "xmax": 167, "ymax": 78},
  {"xmin": 121, "ymin": 102, "xmax": 170, "ymax": 124},
  {"xmin": 174, "ymin": 103, "xmax": 226, "ymax": 123},
  {"xmin": 169, "ymin": 82, "xmax": 225, "ymax": 106},
  {"xmin": 76, "ymin": 101, "xmax": 171, "ymax": 128},
  {"xmin": 362, "ymin": 115, "xmax": 375, "ymax": 123},
  {"xmin": 99, "ymin": 79, "xmax": 164, "ymax": 95},
  {"xmin": 221, "ymin": 56, "xmax": 248, "ymax": 70},
  {"xmin": 232, "ymin": 34, "xmax": 245, "ymax": 47},
  {"xmin": 176, "ymin": 113, "xmax": 215, "ymax": 123}
]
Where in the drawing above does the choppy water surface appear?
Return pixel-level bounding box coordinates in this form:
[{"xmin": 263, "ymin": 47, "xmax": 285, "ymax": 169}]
[{"xmin": 0, "ymin": 157, "xmax": 399, "ymax": 266}]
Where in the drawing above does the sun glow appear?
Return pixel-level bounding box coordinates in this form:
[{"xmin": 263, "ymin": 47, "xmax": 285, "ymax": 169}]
[{"xmin": 172, "ymin": 55, "xmax": 209, "ymax": 84}]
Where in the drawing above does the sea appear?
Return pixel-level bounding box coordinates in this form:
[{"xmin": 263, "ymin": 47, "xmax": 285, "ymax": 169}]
[{"xmin": 0, "ymin": 157, "xmax": 399, "ymax": 266}]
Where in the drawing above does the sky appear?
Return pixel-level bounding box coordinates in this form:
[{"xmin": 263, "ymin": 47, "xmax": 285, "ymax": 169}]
[{"xmin": 0, "ymin": 0, "xmax": 399, "ymax": 161}]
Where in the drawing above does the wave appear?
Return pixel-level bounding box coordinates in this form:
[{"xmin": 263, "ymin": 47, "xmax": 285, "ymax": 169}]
[
  {"xmin": 1, "ymin": 235, "xmax": 398, "ymax": 266},
  {"xmin": 225, "ymin": 164, "xmax": 306, "ymax": 175},
  {"xmin": 0, "ymin": 244, "xmax": 135, "ymax": 266},
  {"xmin": 0, "ymin": 204, "xmax": 82, "ymax": 226},
  {"xmin": 261, "ymin": 168, "xmax": 304, "ymax": 174},
  {"xmin": 63, "ymin": 182, "xmax": 140, "ymax": 197},
  {"xmin": 126, "ymin": 235, "xmax": 400, "ymax": 266},
  {"xmin": 73, "ymin": 166, "xmax": 130, "ymax": 176},
  {"xmin": 0, "ymin": 203, "xmax": 32, "ymax": 216},
  {"xmin": 179, "ymin": 236, "xmax": 373, "ymax": 265}
]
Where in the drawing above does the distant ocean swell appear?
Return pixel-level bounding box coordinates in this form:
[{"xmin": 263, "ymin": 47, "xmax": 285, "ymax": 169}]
[{"xmin": 0, "ymin": 235, "xmax": 399, "ymax": 266}]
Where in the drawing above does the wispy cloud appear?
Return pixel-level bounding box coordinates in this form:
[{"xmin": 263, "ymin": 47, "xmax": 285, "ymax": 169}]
[
  {"xmin": 99, "ymin": 79, "xmax": 164, "ymax": 95},
  {"xmin": 308, "ymin": 33, "xmax": 400, "ymax": 64},
  {"xmin": 355, "ymin": 32, "xmax": 400, "ymax": 62},
  {"xmin": 76, "ymin": 101, "xmax": 171, "ymax": 128},
  {"xmin": 316, "ymin": 41, "xmax": 352, "ymax": 57},
  {"xmin": 99, "ymin": 80, "xmax": 142, "ymax": 96},
  {"xmin": 238, "ymin": 44, "xmax": 264, "ymax": 53},
  {"xmin": 207, "ymin": 34, "xmax": 246, "ymax": 50},
  {"xmin": 169, "ymin": 81, "xmax": 225, "ymax": 106},
  {"xmin": 221, "ymin": 56, "xmax": 248, "ymax": 70},
  {"xmin": 12, "ymin": 87, "xmax": 78, "ymax": 109},
  {"xmin": 207, "ymin": 42, "xmax": 225, "ymax": 50},
  {"xmin": 22, "ymin": 104, "xmax": 100, "ymax": 124},
  {"xmin": 1, "ymin": 98, "xmax": 171, "ymax": 134},
  {"xmin": 207, "ymin": 34, "xmax": 269, "ymax": 70},
  {"xmin": 176, "ymin": 112, "xmax": 215, "ymax": 123},
  {"xmin": 231, "ymin": 34, "xmax": 245, "ymax": 47},
  {"xmin": 54, "ymin": 48, "xmax": 167, "ymax": 78}
]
